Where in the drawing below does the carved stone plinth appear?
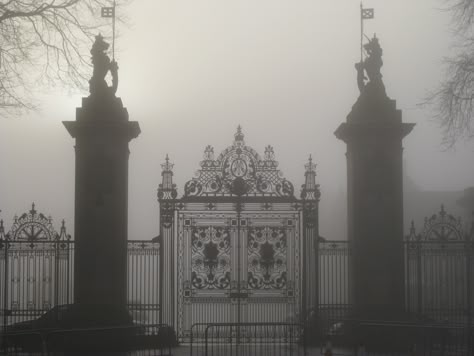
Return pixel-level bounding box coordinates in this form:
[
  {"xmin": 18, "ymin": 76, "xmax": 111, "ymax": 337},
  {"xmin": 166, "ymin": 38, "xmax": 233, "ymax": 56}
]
[
  {"xmin": 64, "ymin": 97, "xmax": 140, "ymax": 305},
  {"xmin": 335, "ymin": 89, "xmax": 414, "ymax": 319}
]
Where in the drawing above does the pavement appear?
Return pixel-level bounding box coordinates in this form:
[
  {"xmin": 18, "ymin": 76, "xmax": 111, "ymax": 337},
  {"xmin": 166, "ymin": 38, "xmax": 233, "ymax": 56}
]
[{"xmin": 166, "ymin": 345, "xmax": 408, "ymax": 356}]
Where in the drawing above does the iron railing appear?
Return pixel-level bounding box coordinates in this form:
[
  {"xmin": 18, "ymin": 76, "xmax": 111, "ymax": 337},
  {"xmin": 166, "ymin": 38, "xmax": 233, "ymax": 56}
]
[
  {"xmin": 0, "ymin": 230, "xmax": 472, "ymax": 349},
  {"xmin": 191, "ymin": 322, "xmax": 306, "ymax": 356},
  {"xmin": 0, "ymin": 240, "xmax": 162, "ymax": 330}
]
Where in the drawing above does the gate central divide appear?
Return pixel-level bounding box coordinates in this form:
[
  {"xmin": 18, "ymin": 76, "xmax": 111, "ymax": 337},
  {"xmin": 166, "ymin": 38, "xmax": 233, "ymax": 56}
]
[{"xmin": 158, "ymin": 127, "xmax": 320, "ymax": 341}]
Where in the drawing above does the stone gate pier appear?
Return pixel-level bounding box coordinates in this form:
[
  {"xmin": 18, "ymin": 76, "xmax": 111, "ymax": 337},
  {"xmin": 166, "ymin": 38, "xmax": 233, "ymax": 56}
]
[
  {"xmin": 335, "ymin": 35, "xmax": 414, "ymax": 320},
  {"xmin": 63, "ymin": 35, "xmax": 140, "ymax": 306}
]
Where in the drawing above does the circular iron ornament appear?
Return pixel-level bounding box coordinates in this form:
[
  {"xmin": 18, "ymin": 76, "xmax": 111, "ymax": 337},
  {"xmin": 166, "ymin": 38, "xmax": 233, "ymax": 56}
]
[
  {"xmin": 230, "ymin": 177, "xmax": 248, "ymax": 196},
  {"xmin": 231, "ymin": 158, "xmax": 248, "ymax": 177},
  {"xmin": 424, "ymin": 223, "xmax": 463, "ymax": 242},
  {"xmin": 14, "ymin": 222, "xmax": 53, "ymax": 241},
  {"xmin": 9, "ymin": 204, "xmax": 58, "ymax": 241},
  {"xmin": 420, "ymin": 206, "xmax": 464, "ymax": 242}
]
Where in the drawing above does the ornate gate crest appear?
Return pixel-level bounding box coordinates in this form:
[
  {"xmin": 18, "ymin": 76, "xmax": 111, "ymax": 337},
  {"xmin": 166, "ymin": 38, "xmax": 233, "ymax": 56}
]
[
  {"xmin": 158, "ymin": 127, "xmax": 321, "ymax": 340},
  {"xmin": 184, "ymin": 126, "xmax": 294, "ymax": 198}
]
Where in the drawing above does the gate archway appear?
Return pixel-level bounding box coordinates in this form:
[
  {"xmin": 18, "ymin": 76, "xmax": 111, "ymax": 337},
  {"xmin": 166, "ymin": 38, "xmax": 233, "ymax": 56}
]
[{"xmin": 157, "ymin": 127, "xmax": 320, "ymax": 341}]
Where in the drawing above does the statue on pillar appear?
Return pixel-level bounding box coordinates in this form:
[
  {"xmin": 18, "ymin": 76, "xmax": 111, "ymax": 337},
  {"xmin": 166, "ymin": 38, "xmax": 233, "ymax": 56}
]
[
  {"xmin": 89, "ymin": 34, "xmax": 118, "ymax": 99},
  {"xmin": 355, "ymin": 35, "xmax": 386, "ymax": 96}
]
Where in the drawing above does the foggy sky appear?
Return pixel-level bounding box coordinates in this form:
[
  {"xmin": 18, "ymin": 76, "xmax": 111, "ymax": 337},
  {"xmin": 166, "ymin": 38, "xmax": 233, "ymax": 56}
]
[{"xmin": 0, "ymin": 0, "xmax": 472, "ymax": 240}]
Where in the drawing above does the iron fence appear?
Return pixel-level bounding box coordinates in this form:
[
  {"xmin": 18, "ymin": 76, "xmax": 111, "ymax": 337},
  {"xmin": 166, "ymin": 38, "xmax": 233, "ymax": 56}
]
[
  {"xmin": 2, "ymin": 238, "xmax": 473, "ymax": 335},
  {"xmin": 127, "ymin": 240, "xmax": 162, "ymax": 325},
  {"xmin": 316, "ymin": 241, "xmax": 352, "ymax": 335},
  {"xmin": 405, "ymin": 240, "xmax": 474, "ymax": 324},
  {"xmin": 1, "ymin": 205, "xmax": 473, "ymax": 353},
  {"xmin": 0, "ymin": 240, "xmax": 74, "ymax": 328},
  {"xmin": 404, "ymin": 207, "xmax": 474, "ymax": 327},
  {"xmin": 1, "ymin": 240, "xmax": 161, "ymax": 330},
  {"xmin": 314, "ymin": 240, "xmax": 474, "ymax": 331}
]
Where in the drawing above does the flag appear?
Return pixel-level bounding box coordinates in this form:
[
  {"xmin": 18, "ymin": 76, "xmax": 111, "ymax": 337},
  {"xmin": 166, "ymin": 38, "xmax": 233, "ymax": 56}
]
[
  {"xmin": 101, "ymin": 7, "xmax": 115, "ymax": 18},
  {"xmin": 361, "ymin": 8, "xmax": 374, "ymax": 20}
]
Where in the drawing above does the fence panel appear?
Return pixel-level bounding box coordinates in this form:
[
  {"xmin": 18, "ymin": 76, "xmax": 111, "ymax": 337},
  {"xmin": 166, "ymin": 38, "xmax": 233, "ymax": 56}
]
[
  {"xmin": 405, "ymin": 240, "xmax": 470, "ymax": 324},
  {"xmin": 0, "ymin": 241, "xmax": 74, "ymax": 328},
  {"xmin": 317, "ymin": 241, "xmax": 352, "ymax": 334},
  {"xmin": 127, "ymin": 240, "xmax": 161, "ymax": 325},
  {"xmin": 1, "ymin": 240, "xmax": 162, "ymax": 331}
]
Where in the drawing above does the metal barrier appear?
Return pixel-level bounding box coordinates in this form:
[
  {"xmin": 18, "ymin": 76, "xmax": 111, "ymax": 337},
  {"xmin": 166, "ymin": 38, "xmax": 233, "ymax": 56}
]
[
  {"xmin": 321, "ymin": 319, "xmax": 474, "ymax": 355},
  {"xmin": 1, "ymin": 323, "xmax": 174, "ymax": 355},
  {"xmin": 191, "ymin": 322, "xmax": 306, "ymax": 356},
  {"xmin": 190, "ymin": 322, "xmax": 210, "ymax": 356}
]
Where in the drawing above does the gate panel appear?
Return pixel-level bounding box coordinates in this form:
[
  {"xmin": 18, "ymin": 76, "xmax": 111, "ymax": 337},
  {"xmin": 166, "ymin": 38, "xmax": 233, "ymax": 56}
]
[
  {"xmin": 177, "ymin": 213, "xmax": 236, "ymax": 341},
  {"xmin": 242, "ymin": 214, "xmax": 299, "ymax": 325},
  {"xmin": 176, "ymin": 210, "xmax": 300, "ymax": 340}
]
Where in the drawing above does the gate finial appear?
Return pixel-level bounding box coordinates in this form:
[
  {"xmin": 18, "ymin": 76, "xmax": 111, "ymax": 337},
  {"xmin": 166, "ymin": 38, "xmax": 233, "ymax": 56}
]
[
  {"xmin": 305, "ymin": 155, "xmax": 316, "ymax": 173},
  {"xmin": 301, "ymin": 155, "xmax": 320, "ymax": 201},
  {"xmin": 158, "ymin": 154, "xmax": 177, "ymax": 200},
  {"xmin": 203, "ymin": 145, "xmax": 215, "ymax": 161},
  {"xmin": 234, "ymin": 125, "xmax": 245, "ymax": 145},
  {"xmin": 161, "ymin": 154, "xmax": 174, "ymax": 173}
]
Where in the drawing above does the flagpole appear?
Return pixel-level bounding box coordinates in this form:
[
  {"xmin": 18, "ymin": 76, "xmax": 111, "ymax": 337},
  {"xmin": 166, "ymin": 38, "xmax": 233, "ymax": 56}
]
[
  {"xmin": 112, "ymin": 0, "xmax": 116, "ymax": 60},
  {"xmin": 360, "ymin": 2, "xmax": 363, "ymax": 62}
]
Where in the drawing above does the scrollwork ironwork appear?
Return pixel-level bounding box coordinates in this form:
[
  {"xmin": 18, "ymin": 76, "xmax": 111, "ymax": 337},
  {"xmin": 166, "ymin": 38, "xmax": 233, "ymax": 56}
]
[
  {"xmin": 247, "ymin": 227, "xmax": 287, "ymax": 290},
  {"xmin": 407, "ymin": 205, "xmax": 465, "ymax": 242},
  {"xmin": 191, "ymin": 226, "xmax": 231, "ymax": 289},
  {"xmin": 183, "ymin": 127, "xmax": 294, "ymax": 198}
]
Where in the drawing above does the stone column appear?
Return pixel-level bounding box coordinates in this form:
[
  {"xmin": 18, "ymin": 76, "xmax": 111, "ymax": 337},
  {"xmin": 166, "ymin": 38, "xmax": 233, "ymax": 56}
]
[
  {"xmin": 63, "ymin": 35, "xmax": 140, "ymax": 306},
  {"xmin": 64, "ymin": 96, "xmax": 139, "ymax": 306},
  {"xmin": 335, "ymin": 36, "xmax": 414, "ymax": 319},
  {"xmin": 157, "ymin": 155, "xmax": 177, "ymax": 326},
  {"xmin": 300, "ymin": 156, "xmax": 321, "ymax": 322}
]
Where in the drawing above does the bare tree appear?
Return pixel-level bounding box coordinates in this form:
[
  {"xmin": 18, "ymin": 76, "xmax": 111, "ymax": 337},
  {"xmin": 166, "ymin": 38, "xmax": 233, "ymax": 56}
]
[
  {"xmin": 428, "ymin": 0, "xmax": 474, "ymax": 146},
  {"xmin": 0, "ymin": 0, "xmax": 129, "ymax": 114}
]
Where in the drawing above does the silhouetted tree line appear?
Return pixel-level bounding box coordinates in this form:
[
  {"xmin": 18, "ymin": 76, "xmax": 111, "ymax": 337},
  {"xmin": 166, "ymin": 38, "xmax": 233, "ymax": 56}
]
[
  {"xmin": 428, "ymin": 0, "xmax": 474, "ymax": 146},
  {"xmin": 0, "ymin": 0, "xmax": 129, "ymax": 114}
]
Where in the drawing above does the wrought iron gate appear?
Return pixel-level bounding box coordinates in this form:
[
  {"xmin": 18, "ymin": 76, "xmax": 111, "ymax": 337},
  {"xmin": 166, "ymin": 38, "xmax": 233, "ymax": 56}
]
[
  {"xmin": 162, "ymin": 128, "xmax": 317, "ymax": 341},
  {"xmin": 176, "ymin": 210, "xmax": 301, "ymax": 341}
]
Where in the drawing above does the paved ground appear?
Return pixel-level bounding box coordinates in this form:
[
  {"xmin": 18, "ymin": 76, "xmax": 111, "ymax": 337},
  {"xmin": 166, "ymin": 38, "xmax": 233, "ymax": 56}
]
[
  {"xmin": 171, "ymin": 345, "xmax": 317, "ymax": 356},
  {"xmin": 168, "ymin": 345, "xmax": 399, "ymax": 356}
]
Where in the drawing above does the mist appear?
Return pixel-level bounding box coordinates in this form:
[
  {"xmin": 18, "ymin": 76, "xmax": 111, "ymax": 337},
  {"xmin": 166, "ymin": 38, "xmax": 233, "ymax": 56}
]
[{"xmin": 0, "ymin": 0, "xmax": 472, "ymax": 241}]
